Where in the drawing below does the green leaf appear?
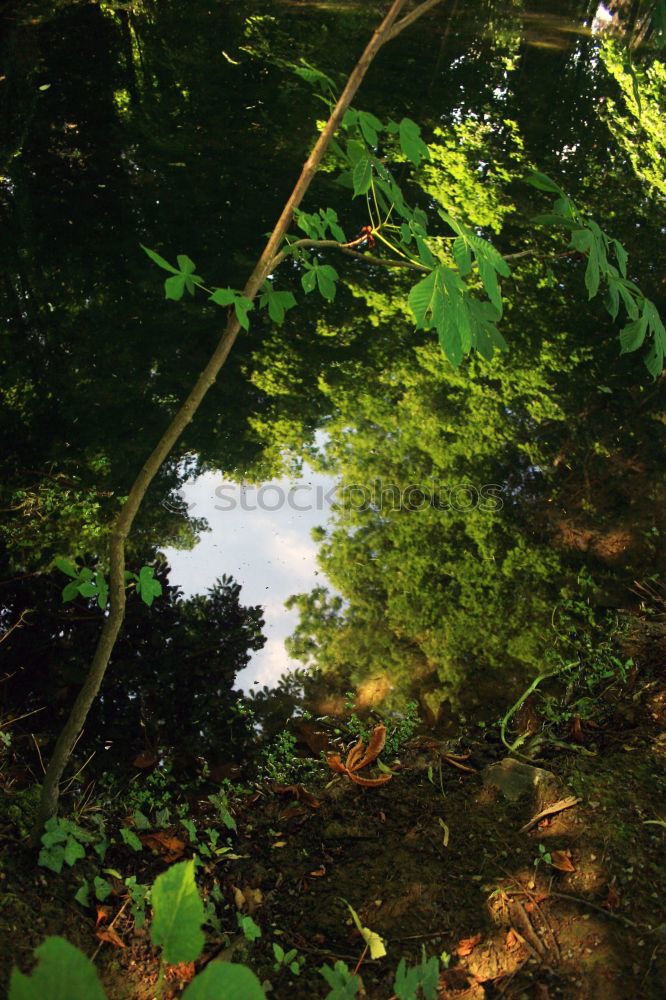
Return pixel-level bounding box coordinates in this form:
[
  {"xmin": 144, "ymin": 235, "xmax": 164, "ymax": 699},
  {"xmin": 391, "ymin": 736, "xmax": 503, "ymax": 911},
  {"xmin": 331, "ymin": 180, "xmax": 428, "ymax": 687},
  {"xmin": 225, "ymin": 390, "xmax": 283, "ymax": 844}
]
[
  {"xmin": 612, "ymin": 239, "xmax": 628, "ymax": 278},
  {"xmin": 398, "ymin": 117, "xmax": 429, "ymax": 166},
  {"xmin": 209, "ymin": 288, "xmax": 236, "ymax": 307},
  {"xmin": 62, "ymin": 580, "xmax": 80, "ymax": 602},
  {"xmin": 584, "ymin": 245, "xmax": 600, "ymax": 300},
  {"xmin": 619, "ymin": 320, "xmax": 645, "ymax": 355},
  {"xmin": 94, "ymin": 877, "xmax": 112, "ymax": 902},
  {"xmin": 439, "ymin": 321, "xmax": 463, "ymax": 368},
  {"xmin": 38, "ymin": 845, "xmax": 65, "ymax": 873},
  {"xmin": 452, "ymin": 236, "xmax": 472, "ymax": 276},
  {"xmin": 234, "ymin": 297, "xmax": 253, "ymax": 331},
  {"xmin": 9, "ymin": 937, "xmax": 107, "ymax": 1000},
  {"xmin": 644, "ymin": 338, "xmax": 664, "ymax": 378},
  {"xmin": 358, "ymin": 110, "xmax": 382, "ymax": 147},
  {"xmin": 133, "ymin": 809, "xmax": 151, "ymax": 831},
  {"xmin": 477, "ymin": 256, "xmax": 503, "ymax": 316},
  {"xmin": 55, "ymin": 558, "xmax": 78, "ymax": 578},
  {"xmin": 120, "ymin": 827, "xmax": 143, "ymax": 852},
  {"xmin": 165, "ymin": 274, "xmax": 186, "ymax": 301},
  {"xmin": 181, "ymin": 962, "xmax": 266, "ymax": 1000},
  {"xmin": 617, "ymin": 280, "xmax": 639, "ymax": 320},
  {"xmin": 301, "ymin": 269, "xmax": 317, "ymax": 294},
  {"xmin": 525, "ymin": 171, "xmax": 564, "ymax": 194},
  {"xmin": 318, "ymin": 960, "xmax": 361, "ymax": 999},
  {"xmin": 77, "ymin": 581, "xmax": 97, "ymax": 598},
  {"xmin": 408, "ymin": 269, "xmax": 439, "ymax": 329},
  {"xmin": 352, "ymin": 155, "xmax": 372, "ymax": 196},
  {"xmin": 74, "ymin": 882, "xmax": 90, "ymax": 908},
  {"xmin": 238, "ymin": 914, "xmax": 262, "ymax": 941},
  {"xmin": 532, "ymin": 213, "xmax": 581, "ymax": 230},
  {"xmin": 176, "ymin": 254, "xmax": 196, "ymax": 275},
  {"xmin": 141, "ymin": 245, "xmax": 180, "ymax": 275},
  {"xmin": 64, "ymin": 837, "xmax": 86, "ymax": 867},
  {"xmin": 151, "ymin": 859, "xmax": 205, "ymax": 964}
]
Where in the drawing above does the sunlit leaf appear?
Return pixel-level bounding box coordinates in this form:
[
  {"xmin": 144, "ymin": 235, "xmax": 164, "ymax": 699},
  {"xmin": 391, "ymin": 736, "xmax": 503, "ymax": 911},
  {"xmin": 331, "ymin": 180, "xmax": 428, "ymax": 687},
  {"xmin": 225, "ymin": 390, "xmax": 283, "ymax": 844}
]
[
  {"xmin": 151, "ymin": 859, "xmax": 205, "ymax": 964},
  {"xmin": 9, "ymin": 937, "xmax": 106, "ymax": 1000}
]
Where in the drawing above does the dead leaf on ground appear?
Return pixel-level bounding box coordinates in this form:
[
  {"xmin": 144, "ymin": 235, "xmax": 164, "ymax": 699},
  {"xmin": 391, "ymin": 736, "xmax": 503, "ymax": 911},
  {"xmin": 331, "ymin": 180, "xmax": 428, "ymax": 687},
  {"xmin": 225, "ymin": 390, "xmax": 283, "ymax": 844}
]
[
  {"xmin": 505, "ymin": 927, "xmax": 521, "ymax": 950},
  {"xmin": 550, "ymin": 850, "xmax": 575, "ymax": 872},
  {"xmin": 519, "ymin": 795, "xmax": 582, "ymax": 833},
  {"xmin": 326, "ymin": 724, "xmax": 392, "ymax": 786},
  {"xmin": 95, "ymin": 927, "xmax": 126, "ymax": 948},
  {"xmin": 132, "ymin": 750, "xmax": 158, "ymax": 768},
  {"xmin": 308, "ymin": 866, "xmax": 326, "ymax": 877},
  {"xmin": 456, "ymin": 932, "xmax": 482, "ymax": 957},
  {"xmin": 165, "ymin": 962, "xmax": 195, "ymax": 983},
  {"xmin": 272, "ymin": 840, "xmax": 287, "ymax": 848},
  {"xmin": 604, "ymin": 885, "xmax": 621, "ymax": 910},
  {"xmin": 95, "ymin": 906, "xmax": 111, "ymax": 927},
  {"xmin": 233, "ymin": 885, "xmax": 263, "ymax": 914},
  {"xmin": 273, "ymin": 783, "xmax": 321, "ymax": 808},
  {"xmin": 140, "ymin": 832, "xmax": 186, "ymax": 862}
]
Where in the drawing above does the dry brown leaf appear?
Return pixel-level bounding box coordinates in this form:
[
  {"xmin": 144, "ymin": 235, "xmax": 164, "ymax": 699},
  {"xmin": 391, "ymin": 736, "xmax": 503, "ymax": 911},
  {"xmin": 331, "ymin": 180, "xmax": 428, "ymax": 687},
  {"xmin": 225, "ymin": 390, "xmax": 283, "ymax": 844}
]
[
  {"xmin": 95, "ymin": 927, "xmax": 126, "ymax": 948},
  {"xmin": 165, "ymin": 962, "xmax": 195, "ymax": 983},
  {"xmin": 326, "ymin": 753, "xmax": 347, "ymax": 775},
  {"xmin": 550, "ymin": 850, "xmax": 575, "ymax": 872},
  {"xmin": 95, "ymin": 906, "xmax": 111, "ymax": 927},
  {"xmin": 273, "ymin": 783, "xmax": 320, "ymax": 808},
  {"xmin": 139, "ymin": 832, "xmax": 186, "ymax": 862},
  {"xmin": 272, "ymin": 840, "xmax": 287, "ymax": 848},
  {"xmin": 456, "ymin": 932, "xmax": 482, "ymax": 957},
  {"xmin": 351, "ymin": 724, "xmax": 386, "ymax": 771},
  {"xmin": 505, "ymin": 928, "xmax": 521, "ymax": 951},
  {"xmin": 378, "ymin": 810, "xmax": 387, "ymax": 823},
  {"xmin": 443, "ymin": 753, "xmax": 477, "ymax": 774},
  {"xmin": 326, "ymin": 725, "xmax": 392, "ymax": 786},
  {"xmin": 308, "ymin": 866, "xmax": 326, "ymax": 877},
  {"xmin": 132, "ymin": 750, "xmax": 158, "ymax": 768},
  {"xmin": 604, "ymin": 885, "xmax": 621, "ymax": 910},
  {"xmin": 232, "ymin": 886, "xmax": 263, "ymax": 913},
  {"xmin": 519, "ymin": 795, "xmax": 582, "ymax": 833}
]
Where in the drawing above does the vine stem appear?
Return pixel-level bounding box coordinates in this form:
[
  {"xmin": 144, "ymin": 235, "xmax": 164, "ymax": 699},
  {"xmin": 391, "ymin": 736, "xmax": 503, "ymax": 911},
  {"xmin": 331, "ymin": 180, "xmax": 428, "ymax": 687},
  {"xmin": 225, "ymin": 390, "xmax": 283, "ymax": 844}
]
[{"xmin": 31, "ymin": 0, "xmax": 444, "ymax": 839}]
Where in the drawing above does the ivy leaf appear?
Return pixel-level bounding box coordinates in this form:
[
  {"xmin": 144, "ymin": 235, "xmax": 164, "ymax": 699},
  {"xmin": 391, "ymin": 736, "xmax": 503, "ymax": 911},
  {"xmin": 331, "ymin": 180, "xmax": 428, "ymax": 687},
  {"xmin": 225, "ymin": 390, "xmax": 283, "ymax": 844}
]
[
  {"xmin": 136, "ymin": 566, "xmax": 162, "ymax": 607},
  {"xmin": 74, "ymin": 882, "xmax": 90, "ymax": 908},
  {"xmin": 151, "ymin": 859, "xmax": 205, "ymax": 964},
  {"xmin": 8, "ymin": 937, "xmax": 107, "ymax": 1000},
  {"xmin": 141, "ymin": 244, "xmax": 180, "ymax": 275},
  {"xmin": 120, "ymin": 827, "xmax": 143, "ymax": 852},
  {"xmin": 181, "ymin": 962, "xmax": 266, "ymax": 1000},
  {"xmin": 398, "ymin": 117, "xmax": 429, "ymax": 167},
  {"xmin": 352, "ymin": 154, "xmax": 372, "ymax": 196},
  {"xmin": 93, "ymin": 877, "xmax": 112, "ymax": 902},
  {"xmin": 64, "ymin": 837, "xmax": 86, "ymax": 867}
]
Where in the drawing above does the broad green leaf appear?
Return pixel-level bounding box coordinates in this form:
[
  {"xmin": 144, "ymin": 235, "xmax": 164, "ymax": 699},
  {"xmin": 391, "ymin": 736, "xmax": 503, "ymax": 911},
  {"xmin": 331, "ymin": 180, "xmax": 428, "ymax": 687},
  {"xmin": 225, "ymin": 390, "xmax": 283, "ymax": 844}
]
[
  {"xmin": 94, "ymin": 877, "xmax": 112, "ymax": 902},
  {"xmin": 606, "ymin": 279, "xmax": 620, "ymax": 321},
  {"xmin": 616, "ymin": 281, "xmax": 639, "ymax": 320},
  {"xmin": 301, "ymin": 269, "xmax": 317, "ymax": 294},
  {"xmin": 525, "ymin": 170, "xmax": 564, "ymax": 194},
  {"xmin": 341, "ymin": 108, "xmax": 358, "ymax": 130},
  {"xmin": 120, "ymin": 827, "xmax": 143, "ymax": 852},
  {"xmin": 176, "ymin": 254, "xmax": 196, "ymax": 275},
  {"xmin": 439, "ymin": 320, "xmax": 463, "ymax": 368},
  {"xmin": 477, "ymin": 256, "xmax": 503, "ymax": 316},
  {"xmin": 55, "ymin": 558, "xmax": 78, "ymax": 578},
  {"xmin": 358, "ymin": 110, "xmax": 382, "ymax": 147},
  {"xmin": 585, "ymin": 246, "xmax": 600, "ymax": 300},
  {"xmin": 612, "ymin": 239, "xmax": 628, "ymax": 278},
  {"xmin": 415, "ymin": 236, "xmax": 436, "ymax": 268},
  {"xmin": 352, "ymin": 155, "xmax": 372, "ymax": 196},
  {"xmin": 64, "ymin": 837, "xmax": 86, "ymax": 867},
  {"xmin": 209, "ymin": 288, "xmax": 236, "ymax": 307},
  {"xmin": 408, "ymin": 269, "xmax": 439, "ymax": 328},
  {"xmin": 9, "ymin": 937, "xmax": 107, "ymax": 1000},
  {"xmin": 452, "ymin": 236, "xmax": 471, "ymax": 276},
  {"xmin": 318, "ymin": 960, "xmax": 361, "ymax": 999},
  {"xmin": 644, "ymin": 299, "xmax": 666, "ymax": 349},
  {"xmin": 182, "ymin": 962, "xmax": 266, "ymax": 1000},
  {"xmin": 165, "ymin": 274, "xmax": 186, "ymax": 301},
  {"xmin": 644, "ymin": 339, "xmax": 664, "ymax": 378},
  {"xmin": 62, "ymin": 580, "xmax": 80, "ymax": 602},
  {"xmin": 398, "ymin": 117, "xmax": 428, "ymax": 166},
  {"xmin": 619, "ymin": 319, "xmax": 646, "ymax": 354},
  {"xmin": 151, "ymin": 859, "xmax": 205, "ymax": 964},
  {"xmin": 234, "ymin": 298, "xmax": 253, "ymax": 331},
  {"xmin": 77, "ymin": 582, "xmax": 97, "ymax": 598},
  {"xmin": 38, "ymin": 845, "xmax": 65, "ymax": 873},
  {"xmin": 74, "ymin": 882, "xmax": 90, "ymax": 908},
  {"xmin": 532, "ymin": 214, "xmax": 581, "ymax": 230},
  {"xmin": 346, "ymin": 138, "xmax": 365, "ymax": 166},
  {"xmin": 141, "ymin": 244, "xmax": 179, "ymax": 275}
]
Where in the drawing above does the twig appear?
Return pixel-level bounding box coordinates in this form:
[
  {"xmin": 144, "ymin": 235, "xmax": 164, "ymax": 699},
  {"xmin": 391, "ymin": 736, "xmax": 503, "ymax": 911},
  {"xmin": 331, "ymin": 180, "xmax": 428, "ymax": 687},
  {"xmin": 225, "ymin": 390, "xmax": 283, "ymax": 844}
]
[
  {"xmin": 90, "ymin": 897, "xmax": 131, "ymax": 963},
  {"xmin": 31, "ymin": 733, "xmax": 46, "ymax": 775},
  {"xmin": 353, "ymin": 943, "xmax": 368, "ymax": 974}
]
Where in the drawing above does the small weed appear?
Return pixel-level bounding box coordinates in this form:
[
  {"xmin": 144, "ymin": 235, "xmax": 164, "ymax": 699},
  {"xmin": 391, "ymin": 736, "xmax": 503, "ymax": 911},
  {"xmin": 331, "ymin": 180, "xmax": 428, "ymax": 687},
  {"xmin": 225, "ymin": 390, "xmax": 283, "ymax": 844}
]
[{"xmin": 272, "ymin": 941, "xmax": 305, "ymax": 976}]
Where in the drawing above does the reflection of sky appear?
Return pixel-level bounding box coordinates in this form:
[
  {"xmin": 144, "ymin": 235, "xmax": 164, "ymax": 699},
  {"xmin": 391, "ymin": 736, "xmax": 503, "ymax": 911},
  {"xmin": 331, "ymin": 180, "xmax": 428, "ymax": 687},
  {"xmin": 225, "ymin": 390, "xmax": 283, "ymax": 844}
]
[{"xmin": 162, "ymin": 465, "xmax": 338, "ymax": 692}]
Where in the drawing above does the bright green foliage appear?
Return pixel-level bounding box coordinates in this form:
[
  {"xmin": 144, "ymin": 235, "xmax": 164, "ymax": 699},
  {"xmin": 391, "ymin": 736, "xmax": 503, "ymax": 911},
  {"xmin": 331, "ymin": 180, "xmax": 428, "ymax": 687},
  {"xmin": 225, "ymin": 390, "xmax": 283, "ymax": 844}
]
[
  {"xmin": 140, "ymin": 245, "xmax": 202, "ymax": 300},
  {"xmin": 181, "ymin": 962, "xmax": 266, "ymax": 1000},
  {"xmin": 94, "ymin": 876, "xmax": 112, "ymax": 902},
  {"xmin": 208, "ymin": 287, "xmax": 254, "ymax": 331},
  {"xmin": 318, "ymin": 960, "xmax": 361, "ymax": 999},
  {"xmin": 57, "ymin": 559, "xmax": 108, "ymax": 610},
  {"xmin": 38, "ymin": 817, "xmax": 91, "ymax": 874},
  {"xmin": 134, "ymin": 565, "xmax": 163, "ymax": 606},
  {"xmin": 120, "ymin": 826, "xmax": 142, "ymax": 852},
  {"xmin": 150, "ymin": 859, "xmax": 205, "ymax": 963},
  {"xmin": 294, "ymin": 206, "xmax": 346, "ymax": 242},
  {"xmin": 393, "ymin": 949, "xmax": 440, "ymax": 1000},
  {"xmin": 301, "ymin": 259, "xmax": 339, "ymax": 301},
  {"xmin": 529, "ymin": 172, "xmax": 666, "ymax": 376},
  {"xmin": 237, "ymin": 912, "xmax": 262, "ymax": 941},
  {"xmin": 398, "ymin": 117, "xmax": 429, "ymax": 167},
  {"xmin": 272, "ymin": 941, "xmax": 305, "ymax": 975},
  {"xmin": 9, "ymin": 938, "xmax": 106, "ymax": 1000},
  {"xmin": 258, "ymin": 283, "xmax": 297, "ymax": 325}
]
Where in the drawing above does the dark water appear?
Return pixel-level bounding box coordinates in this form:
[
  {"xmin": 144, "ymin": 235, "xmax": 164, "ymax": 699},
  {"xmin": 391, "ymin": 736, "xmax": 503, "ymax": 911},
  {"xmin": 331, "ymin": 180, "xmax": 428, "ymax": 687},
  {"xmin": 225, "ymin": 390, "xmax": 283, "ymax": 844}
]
[{"xmin": 1, "ymin": 0, "xmax": 664, "ymax": 767}]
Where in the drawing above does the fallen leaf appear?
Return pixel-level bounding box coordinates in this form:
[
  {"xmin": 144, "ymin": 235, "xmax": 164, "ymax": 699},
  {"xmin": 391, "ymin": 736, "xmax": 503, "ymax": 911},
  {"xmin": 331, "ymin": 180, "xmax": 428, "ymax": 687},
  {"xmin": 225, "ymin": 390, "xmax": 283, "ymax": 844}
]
[
  {"xmin": 519, "ymin": 796, "xmax": 582, "ymax": 833},
  {"xmin": 308, "ymin": 867, "xmax": 326, "ymax": 877},
  {"xmin": 550, "ymin": 850, "xmax": 575, "ymax": 872},
  {"xmin": 132, "ymin": 750, "xmax": 158, "ymax": 768},
  {"xmin": 505, "ymin": 928, "xmax": 521, "ymax": 951},
  {"xmin": 457, "ymin": 932, "xmax": 482, "ymax": 957},
  {"xmin": 95, "ymin": 906, "xmax": 111, "ymax": 927},
  {"xmin": 604, "ymin": 885, "xmax": 621, "ymax": 910},
  {"xmin": 438, "ymin": 817, "xmax": 450, "ymax": 847},
  {"xmin": 378, "ymin": 810, "xmax": 387, "ymax": 823},
  {"xmin": 272, "ymin": 840, "xmax": 287, "ymax": 848},
  {"xmin": 273, "ymin": 784, "xmax": 321, "ymax": 808},
  {"xmin": 165, "ymin": 962, "xmax": 195, "ymax": 983},
  {"xmin": 343, "ymin": 899, "xmax": 387, "ymax": 959},
  {"xmin": 326, "ymin": 726, "xmax": 393, "ymax": 786},
  {"xmin": 95, "ymin": 927, "xmax": 125, "ymax": 948},
  {"xmin": 140, "ymin": 832, "xmax": 186, "ymax": 862},
  {"xmin": 232, "ymin": 886, "xmax": 263, "ymax": 914},
  {"xmin": 569, "ymin": 716, "xmax": 585, "ymax": 743}
]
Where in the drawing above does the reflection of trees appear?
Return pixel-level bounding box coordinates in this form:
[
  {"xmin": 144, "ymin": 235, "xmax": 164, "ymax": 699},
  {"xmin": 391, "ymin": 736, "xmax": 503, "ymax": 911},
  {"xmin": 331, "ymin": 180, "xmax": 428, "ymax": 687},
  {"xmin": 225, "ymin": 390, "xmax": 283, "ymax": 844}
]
[{"xmin": 0, "ymin": 564, "xmax": 265, "ymax": 768}]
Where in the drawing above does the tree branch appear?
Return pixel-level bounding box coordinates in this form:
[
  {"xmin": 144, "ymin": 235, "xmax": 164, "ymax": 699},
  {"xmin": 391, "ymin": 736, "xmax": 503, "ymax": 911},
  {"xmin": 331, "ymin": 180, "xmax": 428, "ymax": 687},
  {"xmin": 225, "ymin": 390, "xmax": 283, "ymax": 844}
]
[
  {"xmin": 32, "ymin": 0, "xmax": 442, "ymax": 836},
  {"xmin": 383, "ymin": 0, "xmax": 444, "ymax": 43}
]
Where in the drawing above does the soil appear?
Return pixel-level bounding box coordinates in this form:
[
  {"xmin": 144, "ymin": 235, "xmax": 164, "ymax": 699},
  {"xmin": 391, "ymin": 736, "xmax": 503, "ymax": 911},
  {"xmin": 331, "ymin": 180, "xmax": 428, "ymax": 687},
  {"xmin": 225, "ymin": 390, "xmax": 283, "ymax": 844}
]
[{"xmin": 1, "ymin": 626, "xmax": 665, "ymax": 999}]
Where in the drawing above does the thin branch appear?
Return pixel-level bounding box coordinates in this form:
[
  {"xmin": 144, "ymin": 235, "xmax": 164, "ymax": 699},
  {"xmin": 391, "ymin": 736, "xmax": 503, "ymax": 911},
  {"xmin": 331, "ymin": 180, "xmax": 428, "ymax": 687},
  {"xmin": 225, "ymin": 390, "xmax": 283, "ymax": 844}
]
[
  {"xmin": 32, "ymin": 0, "xmax": 441, "ymax": 837},
  {"xmin": 270, "ymin": 237, "xmax": 428, "ymax": 272},
  {"xmin": 384, "ymin": 0, "xmax": 444, "ymax": 42}
]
